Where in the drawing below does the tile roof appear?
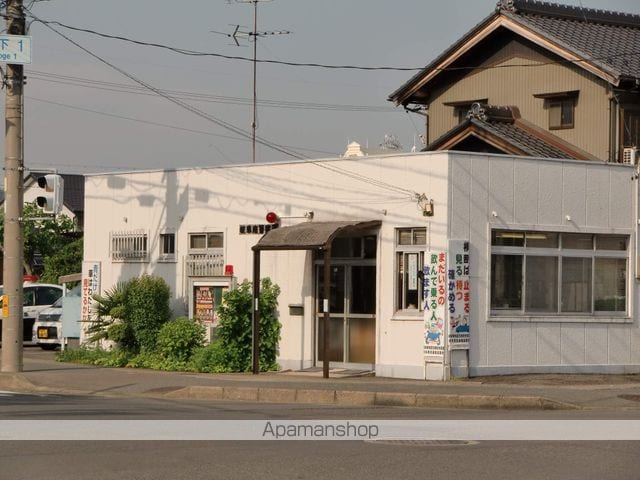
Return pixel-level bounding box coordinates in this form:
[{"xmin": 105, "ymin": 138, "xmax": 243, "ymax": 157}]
[
  {"xmin": 389, "ymin": 0, "xmax": 640, "ymax": 104},
  {"xmin": 503, "ymin": 0, "xmax": 640, "ymax": 81},
  {"xmin": 426, "ymin": 103, "xmax": 596, "ymax": 160}
]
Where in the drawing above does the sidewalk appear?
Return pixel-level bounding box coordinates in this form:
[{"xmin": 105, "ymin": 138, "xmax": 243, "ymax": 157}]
[{"xmin": 3, "ymin": 353, "xmax": 640, "ymax": 411}]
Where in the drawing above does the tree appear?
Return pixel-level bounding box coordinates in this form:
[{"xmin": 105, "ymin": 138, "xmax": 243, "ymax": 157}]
[
  {"xmin": 40, "ymin": 238, "xmax": 83, "ymax": 284},
  {"xmin": 0, "ymin": 202, "xmax": 79, "ymax": 277}
]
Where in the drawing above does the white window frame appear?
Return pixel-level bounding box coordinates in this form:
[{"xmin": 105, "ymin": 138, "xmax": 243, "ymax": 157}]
[
  {"xmin": 490, "ymin": 230, "xmax": 629, "ymax": 318},
  {"xmin": 159, "ymin": 231, "xmax": 177, "ymax": 263},
  {"xmin": 394, "ymin": 227, "xmax": 426, "ymax": 317}
]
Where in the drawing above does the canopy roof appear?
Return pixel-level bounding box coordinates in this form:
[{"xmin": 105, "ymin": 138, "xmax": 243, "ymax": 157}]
[{"xmin": 252, "ymin": 220, "xmax": 382, "ymax": 251}]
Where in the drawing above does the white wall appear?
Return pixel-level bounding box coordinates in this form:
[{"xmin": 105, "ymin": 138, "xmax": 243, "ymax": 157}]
[
  {"xmin": 84, "ymin": 153, "xmax": 450, "ymax": 378},
  {"xmin": 448, "ymin": 152, "xmax": 638, "ymax": 375}
]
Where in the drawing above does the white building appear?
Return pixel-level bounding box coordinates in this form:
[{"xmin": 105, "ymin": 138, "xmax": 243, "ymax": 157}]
[{"xmin": 83, "ymin": 151, "xmax": 638, "ymax": 379}]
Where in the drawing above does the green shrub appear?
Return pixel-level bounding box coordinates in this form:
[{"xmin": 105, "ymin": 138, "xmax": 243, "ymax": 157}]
[
  {"xmin": 106, "ymin": 321, "xmax": 133, "ymax": 346},
  {"xmin": 189, "ymin": 342, "xmax": 232, "ymax": 373},
  {"xmin": 126, "ymin": 350, "xmax": 190, "ymax": 371},
  {"xmin": 156, "ymin": 317, "xmax": 205, "ymax": 362},
  {"xmin": 214, "ymin": 278, "xmax": 281, "ymax": 372},
  {"xmin": 125, "ymin": 275, "xmax": 172, "ymax": 351},
  {"xmin": 56, "ymin": 347, "xmax": 130, "ymax": 367}
]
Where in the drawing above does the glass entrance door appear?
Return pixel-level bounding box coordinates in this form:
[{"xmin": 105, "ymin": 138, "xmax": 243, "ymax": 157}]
[{"xmin": 316, "ymin": 264, "xmax": 376, "ymax": 366}]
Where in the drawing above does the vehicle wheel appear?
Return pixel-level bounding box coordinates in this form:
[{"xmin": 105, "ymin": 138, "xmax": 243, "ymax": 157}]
[{"xmin": 40, "ymin": 344, "xmax": 58, "ymax": 351}]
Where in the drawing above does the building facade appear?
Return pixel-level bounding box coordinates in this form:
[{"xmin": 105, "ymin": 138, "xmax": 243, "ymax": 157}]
[{"xmin": 83, "ymin": 151, "xmax": 638, "ymax": 379}]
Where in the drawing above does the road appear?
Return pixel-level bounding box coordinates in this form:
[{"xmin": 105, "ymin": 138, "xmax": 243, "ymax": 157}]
[{"xmin": 1, "ymin": 391, "xmax": 640, "ymax": 480}]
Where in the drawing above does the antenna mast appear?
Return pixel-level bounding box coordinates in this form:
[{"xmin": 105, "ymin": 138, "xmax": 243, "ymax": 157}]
[{"xmin": 229, "ymin": 0, "xmax": 290, "ymax": 163}]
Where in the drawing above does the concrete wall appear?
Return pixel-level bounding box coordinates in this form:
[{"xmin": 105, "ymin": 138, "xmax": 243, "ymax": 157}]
[
  {"xmin": 447, "ymin": 152, "xmax": 638, "ymax": 375},
  {"xmin": 84, "ymin": 153, "xmax": 450, "ymax": 378}
]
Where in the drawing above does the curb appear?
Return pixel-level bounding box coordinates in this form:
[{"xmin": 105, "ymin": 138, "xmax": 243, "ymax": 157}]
[
  {"xmin": 161, "ymin": 385, "xmax": 579, "ymax": 410},
  {"xmin": 0, "ymin": 373, "xmax": 38, "ymax": 392}
]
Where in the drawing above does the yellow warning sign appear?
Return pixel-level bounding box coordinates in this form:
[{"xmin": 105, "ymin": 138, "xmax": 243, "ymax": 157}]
[{"xmin": 2, "ymin": 295, "xmax": 8, "ymax": 318}]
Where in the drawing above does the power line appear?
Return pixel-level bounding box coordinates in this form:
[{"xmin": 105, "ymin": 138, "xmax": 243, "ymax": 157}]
[
  {"xmin": 26, "ymin": 9, "xmax": 417, "ymax": 197},
  {"xmin": 26, "ymin": 95, "xmax": 339, "ymax": 156},
  {"xmin": 26, "ymin": 70, "xmax": 397, "ymax": 112},
  {"xmin": 27, "ymin": 9, "xmax": 309, "ymax": 161},
  {"xmin": 28, "ymin": 16, "xmax": 640, "ymax": 74}
]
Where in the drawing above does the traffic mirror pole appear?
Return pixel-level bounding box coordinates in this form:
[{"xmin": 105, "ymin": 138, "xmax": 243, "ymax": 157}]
[{"xmin": 1, "ymin": 0, "xmax": 25, "ymax": 373}]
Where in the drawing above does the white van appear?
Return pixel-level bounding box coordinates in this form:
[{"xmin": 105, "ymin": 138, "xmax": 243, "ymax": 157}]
[
  {"xmin": 0, "ymin": 283, "xmax": 64, "ymax": 343},
  {"xmin": 33, "ymin": 285, "xmax": 80, "ymax": 350}
]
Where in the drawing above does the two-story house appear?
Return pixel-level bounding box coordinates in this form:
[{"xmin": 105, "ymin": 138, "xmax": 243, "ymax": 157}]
[{"xmin": 389, "ymin": 0, "xmax": 640, "ymax": 163}]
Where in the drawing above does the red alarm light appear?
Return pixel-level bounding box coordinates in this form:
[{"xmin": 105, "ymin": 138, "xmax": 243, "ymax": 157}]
[{"xmin": 265, "ymin": 211, "xmax": 280, "ymax": 224}]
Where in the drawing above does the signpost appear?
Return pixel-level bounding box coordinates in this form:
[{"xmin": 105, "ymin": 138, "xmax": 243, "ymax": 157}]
[{"xmin": 0, "ymin": 35, "xmax": 31, "ymax": 64}]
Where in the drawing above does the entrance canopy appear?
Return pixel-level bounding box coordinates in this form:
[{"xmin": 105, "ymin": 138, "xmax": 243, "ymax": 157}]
[
  {"xmin": 253, "ymin": 220, "xmax": 382, "ymax": 251},
  {"xmin": 251, "ymin": 219, "xmax": 381, "ymax": 378}
]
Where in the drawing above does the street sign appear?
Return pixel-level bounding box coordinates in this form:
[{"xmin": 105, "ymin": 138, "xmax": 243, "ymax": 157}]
[{"xmin": 0, "ymin": 35, "xmax": 31, "ymax": 64}]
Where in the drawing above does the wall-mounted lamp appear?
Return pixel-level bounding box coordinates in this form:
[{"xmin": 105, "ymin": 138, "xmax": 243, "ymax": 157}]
[
  {"xmin": 491, "ymin": 211, "xmax": 498, "ymax": 218},
  {"xmin": 565, "ymin": 214, "xmax": 572, "ymax": 221},
  {"xmin": 416, "ymin": 194, "xmax": 434, "ymax": 217}
]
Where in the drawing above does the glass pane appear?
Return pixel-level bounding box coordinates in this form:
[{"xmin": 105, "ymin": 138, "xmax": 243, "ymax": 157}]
[
  {"xmin": 563, "ymin": 233, "xmax": 593, "ymax": 250},
  {"xmin": 492, "ymin": 230, "xmax": 524, "ymax": 247},
  {"xmin": 413, "ymin": 228, "xmax": 426, "ymax": 245},
  {"xmin": 561, "ymin": 257, "xmax": 592, "ymax": 313},
  {"xmin": 596, "ymin": 235, "xmax": 627, "ymax": 251},
  {"xmin": 23, "ymin": 289, "xmax": 35, "ymax": 306},
  {"xmin": 363, "ymin": 236, "xmax": 377, "ymax": 259},
  {"xmin": 331, "ymin": 237, "xmax": 360, "ymax": 258},
  {"xmin": 491, "ymin": 254, "xmax": 522, "ymax": 309},
  {"xmin": 190, "ymin": 234, "xmax": 206, "ymax": 249},
  {"xmin": 549, "ymin": 102, "xmax": 561, "ymax": 128},
  {"xmin": 317, "ymin": 316, "xmax": 344, "ymax": 362},
  {"xmin": 350, "ymin": 266, "xmax": 376, "ymax": 314},
  {"xmin": 348, "ymin": 317, "xmax": 375, "ymax": 363},
  {"xmin": 561, "ymin": 100, "xmax": 574, "ymax": 126},
  {"xmin": 404, "ymin": 253, "xmax": 420, "ymax": 310},
  {"xmin": 317, "ymin": 265, "xmax": 345, "ymax": 314},
  {"xmin": 207, "ymin": 233, "xmax": 224, "ymax": 249},
  {"xmin": 594, "ymin": 258, "xmax": 626, "ymax": 312},
  {"xmin": 398, "ymin": 229, "xmax": 413, "ymax": 246},
  {"xmin": 525, "ymin": 256, "xmax": 558, "ymax": 313},
  {"xmin": 526, "ymin": 232, "xmax": 558, "ymax": 248}
]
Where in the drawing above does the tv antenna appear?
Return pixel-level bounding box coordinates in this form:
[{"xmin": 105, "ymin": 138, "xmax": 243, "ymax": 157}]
[{"xmin": 217, "ymin": 0, "xmax": 291, "ymax": 163}]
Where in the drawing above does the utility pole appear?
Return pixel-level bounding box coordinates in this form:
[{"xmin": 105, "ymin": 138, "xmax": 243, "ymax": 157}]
[
  {"xmin": 228, "ymin": 0, "xmax": 289, "ymax": 163},
  {"xmin": 1, "ymin": 0, "xmax": 26, "ymax": 373}
]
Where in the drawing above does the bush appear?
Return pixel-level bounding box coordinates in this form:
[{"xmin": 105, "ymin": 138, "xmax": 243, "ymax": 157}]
[
  {"xmin": 56, "ymin": 347, "xmax": 130, "ymax": 367},
  {"xmin": 125, "ymin": 275, "xmax": 172, "ymax": 351},
  {"xmin": 214, "ymin": 278, "xmax": 281, "ymax": 372},
  {"xmin": 106, "ymin": 321, "xmax": 133, "ymax": 346},
  {"xmin": 189, "ymin": 342, "xmax": 231, "ymax": 373},
  {"xmin": 156, "ymin": 317, "xmax": 205, "ymax": 362}
]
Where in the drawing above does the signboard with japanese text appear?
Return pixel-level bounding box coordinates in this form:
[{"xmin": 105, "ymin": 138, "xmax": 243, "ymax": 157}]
[
  {"xmin": 0, "ymin": 35, "xmax": 31, "ymax": 64},
  {"xmin": 447, "ymin": 240, "xmax": 470, "ymax": 349},
  {"xmin": 80, "ymin": 261, "xmax": 101, "ymax": 343},
  {"xmin": 423, "ymin": 250, "xmax": 447, "ymax": 354}
]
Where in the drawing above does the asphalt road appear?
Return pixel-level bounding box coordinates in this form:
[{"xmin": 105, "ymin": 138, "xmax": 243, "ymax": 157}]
[{"xmin": 1, "ymin": 392, "xmax": 640, "ymax": 480}]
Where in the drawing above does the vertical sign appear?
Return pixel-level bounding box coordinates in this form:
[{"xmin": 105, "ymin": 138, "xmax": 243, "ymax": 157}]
[
  {"xmin": 448, "ymin": 240, "xmax": 470, "ymax": 349},
  {"xmin": 80, "ymin": 261, "xmax": 101, "ymax": 342},
  {"xmin": 424, "ymin": 251, "xmax": 447, "ymax": 350}
]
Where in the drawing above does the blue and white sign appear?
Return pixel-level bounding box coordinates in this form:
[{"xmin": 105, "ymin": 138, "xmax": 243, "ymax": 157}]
[{"xmin": 0, "ymin": 35, "xmax": 31, "ymax": 64}]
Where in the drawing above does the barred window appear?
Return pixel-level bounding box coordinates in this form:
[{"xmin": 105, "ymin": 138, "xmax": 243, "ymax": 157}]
[
  {"xmin": 159, "ymin": 232, "xmax": 176, "ymax": 262},
  {"xmin": 111, "ymin": 230, "xmax": 148, "ymax": 262}
]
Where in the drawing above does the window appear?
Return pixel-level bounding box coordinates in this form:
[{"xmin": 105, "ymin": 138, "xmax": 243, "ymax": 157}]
[
  {"xmin": 549, "ymin": 99, "xmax": 575, "ymax": 129},
  {"xmin": 110, "ymin": 230, "xmax": 148, "ymax": 261},
  {"xmin": 491, "ymin": 230, "xmax": 628, "ymax": 316},
  {"xmin": 395, "ymin": 227, "xmax": 426, "ymax": 312},
  {"xmin": 159, "ymin": 233, "xmax": 176, "ymax": 262},
  {"xmin": 189, "ymin": 232, "xmax": 223, "ymax": 250},
  {"xmin": 187, "ymin": 232, "xmax": 225, "ymax": 277}
]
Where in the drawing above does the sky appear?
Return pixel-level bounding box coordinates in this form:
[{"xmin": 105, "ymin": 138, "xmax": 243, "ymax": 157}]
[{"xmin": 7, "ymin": 0, "xmax": 640, "ymax": 174}]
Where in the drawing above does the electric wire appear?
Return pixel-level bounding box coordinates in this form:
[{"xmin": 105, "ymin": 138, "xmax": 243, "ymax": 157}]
[
  {"xmin": 29, "ymin": 16, "xmax": 640, "ymax": 74},
  {"xmin": 27, "ymin": 69, "xmax": 396, "ymax": 112},
  {"xmin": 27, "ymin": 9, "xmax": 418, "ymax": 198}
]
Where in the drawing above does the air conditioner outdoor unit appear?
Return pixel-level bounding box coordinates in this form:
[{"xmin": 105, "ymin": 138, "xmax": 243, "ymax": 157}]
[{"xmin": 623, "ymin": 147, "xmax": 638, "ymax": 165}]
